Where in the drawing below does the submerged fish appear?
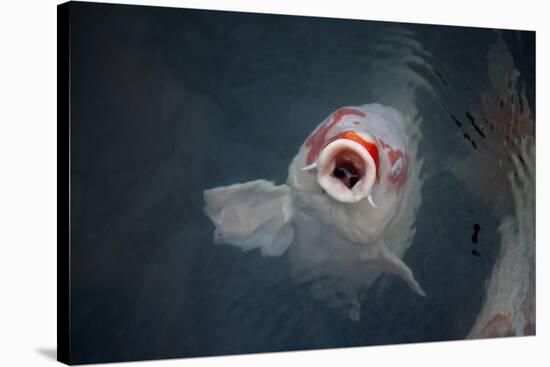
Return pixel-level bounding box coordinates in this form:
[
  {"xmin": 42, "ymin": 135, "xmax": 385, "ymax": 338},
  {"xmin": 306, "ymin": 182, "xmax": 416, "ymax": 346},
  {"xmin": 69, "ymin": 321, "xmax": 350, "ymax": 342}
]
[{"xmin": 203, "ymin": 103, "xmax": 425, "ymax": 312}]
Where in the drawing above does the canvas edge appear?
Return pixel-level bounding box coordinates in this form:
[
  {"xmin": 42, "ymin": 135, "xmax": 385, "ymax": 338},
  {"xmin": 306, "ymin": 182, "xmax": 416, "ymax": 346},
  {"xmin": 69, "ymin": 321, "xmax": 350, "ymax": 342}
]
[{"xmin": 58, "ymin": 1, "xmax": 72, "ymax": 365}]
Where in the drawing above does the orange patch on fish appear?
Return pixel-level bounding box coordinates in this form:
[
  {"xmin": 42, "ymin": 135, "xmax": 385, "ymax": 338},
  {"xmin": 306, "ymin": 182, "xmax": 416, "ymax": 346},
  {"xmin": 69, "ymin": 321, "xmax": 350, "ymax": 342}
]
[
  {"xmin": 480, "ymin": 314, "xmax": 514, "ymax": 338},
  {"xmin": 305, "ymin": 108, "xmax": 366, "ymax": 165},
  {"xmin": 379, "ymin": 139, "xmax": 409, "ymax": 193}
]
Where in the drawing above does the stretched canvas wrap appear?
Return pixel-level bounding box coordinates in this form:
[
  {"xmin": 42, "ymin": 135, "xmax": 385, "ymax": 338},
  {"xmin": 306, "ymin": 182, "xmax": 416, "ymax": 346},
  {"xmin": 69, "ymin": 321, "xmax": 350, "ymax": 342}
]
[{"xmin": 58, "ymin": 1, "xmax": 536, "ymax": 365}]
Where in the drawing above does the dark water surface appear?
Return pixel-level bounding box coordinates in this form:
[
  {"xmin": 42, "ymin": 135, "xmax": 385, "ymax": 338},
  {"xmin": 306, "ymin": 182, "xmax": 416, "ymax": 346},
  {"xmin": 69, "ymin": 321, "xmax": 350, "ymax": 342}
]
[{"xmin": 68, "ymin": 2, "xmax": 535, "ymax": 364}]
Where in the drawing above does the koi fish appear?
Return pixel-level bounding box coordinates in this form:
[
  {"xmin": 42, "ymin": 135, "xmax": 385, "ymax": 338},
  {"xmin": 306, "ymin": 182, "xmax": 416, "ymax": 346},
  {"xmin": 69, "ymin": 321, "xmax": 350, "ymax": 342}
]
[
  {"xmin": 466, "ymin": 37, "xmax": 535, "ymax": 338},
  {"xmin": 203, "ymin": 103, "xmax": 425, "ymax": 309}
]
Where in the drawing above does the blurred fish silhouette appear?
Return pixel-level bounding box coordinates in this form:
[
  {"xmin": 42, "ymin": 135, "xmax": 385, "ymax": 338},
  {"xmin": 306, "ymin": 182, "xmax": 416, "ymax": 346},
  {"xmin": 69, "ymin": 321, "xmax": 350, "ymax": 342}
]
[{"xmin": 204, "ymin": 103, "xmax": 425, "ymax": 313}]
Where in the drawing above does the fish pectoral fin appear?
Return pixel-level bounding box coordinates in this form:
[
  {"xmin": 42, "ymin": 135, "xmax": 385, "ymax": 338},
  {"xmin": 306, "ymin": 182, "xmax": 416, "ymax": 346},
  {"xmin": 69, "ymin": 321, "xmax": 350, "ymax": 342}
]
[
  {"xmin": 203, "ymin": 179, "xmax": 294, "ymax": 257},
  {"xmin": 266, "ymin": 222, "xmax": 294, "ymax": 257},
  {"xmin": 361, "ymin": 244, "xmax": 425, "ymax": 296}
]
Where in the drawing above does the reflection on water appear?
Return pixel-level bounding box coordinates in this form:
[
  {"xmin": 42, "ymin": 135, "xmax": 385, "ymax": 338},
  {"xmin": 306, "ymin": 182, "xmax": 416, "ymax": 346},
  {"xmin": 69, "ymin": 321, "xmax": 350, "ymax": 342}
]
[{"xmin": 69, "ymin": 3, "xmax": 535, "ymax": 364}]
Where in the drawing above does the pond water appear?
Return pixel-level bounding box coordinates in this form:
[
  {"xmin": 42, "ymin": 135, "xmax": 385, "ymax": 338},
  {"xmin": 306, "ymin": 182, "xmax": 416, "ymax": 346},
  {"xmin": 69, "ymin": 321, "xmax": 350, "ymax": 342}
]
[{"xmin": 69, "ymin": 2, "xmax": 535, "ymax": 364}]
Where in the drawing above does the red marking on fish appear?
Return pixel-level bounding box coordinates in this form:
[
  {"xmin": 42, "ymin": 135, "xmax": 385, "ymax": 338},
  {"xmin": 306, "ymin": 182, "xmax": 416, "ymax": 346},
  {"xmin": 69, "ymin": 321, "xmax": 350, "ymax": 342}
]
[
  {"xmin": 480, "ymin": 314, "xmax": 515, "ymax": 338},
  {"xmin": 305, "ymin": 108, "xmax": 366, "ymax": 165},
  {"xmin": 379, "ymin": 139, "xmax": 409, "ymax": 193}
]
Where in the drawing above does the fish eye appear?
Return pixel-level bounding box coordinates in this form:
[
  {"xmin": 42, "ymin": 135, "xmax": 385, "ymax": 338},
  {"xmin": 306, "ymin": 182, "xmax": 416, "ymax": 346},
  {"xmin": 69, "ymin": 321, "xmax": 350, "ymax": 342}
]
[{"xmin": 391, "ymin": 157, "xmax": 403, "ymax": 177}]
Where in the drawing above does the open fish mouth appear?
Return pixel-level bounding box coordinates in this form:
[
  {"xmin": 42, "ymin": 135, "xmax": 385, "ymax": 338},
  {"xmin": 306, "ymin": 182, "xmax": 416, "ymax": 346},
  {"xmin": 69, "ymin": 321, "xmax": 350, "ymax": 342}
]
[
  {"xmin": 316, "ymin": 138, "xmax": 377, "ymax": 203},
  {"xmin": 333, "ymin": 150, "xmax": 366, "ymax": 189}
]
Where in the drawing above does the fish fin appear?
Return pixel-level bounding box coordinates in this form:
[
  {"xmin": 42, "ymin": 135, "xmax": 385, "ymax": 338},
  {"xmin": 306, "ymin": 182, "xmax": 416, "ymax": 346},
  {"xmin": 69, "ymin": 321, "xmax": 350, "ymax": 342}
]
[
  {"xmin": 263, "ymin": 222, "xmax": 294, "ymax": 257},
  {"xmin": 203, "ymin": 179, "xmax": 294, "ymax": 257},
  {"xmin": 301, "ymin": 162, "xmax": 317, "ymax": 171},
  {"xmin": 361, "ymin": 244, "xmax": 425, "ymax": 296}
]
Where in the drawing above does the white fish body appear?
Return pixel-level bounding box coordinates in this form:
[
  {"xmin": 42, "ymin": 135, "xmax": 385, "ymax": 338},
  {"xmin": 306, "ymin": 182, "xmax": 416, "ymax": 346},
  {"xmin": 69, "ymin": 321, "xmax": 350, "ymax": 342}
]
[{"xmin": 203, "ymin": 103, "xmax": 424, "ymax": 315}]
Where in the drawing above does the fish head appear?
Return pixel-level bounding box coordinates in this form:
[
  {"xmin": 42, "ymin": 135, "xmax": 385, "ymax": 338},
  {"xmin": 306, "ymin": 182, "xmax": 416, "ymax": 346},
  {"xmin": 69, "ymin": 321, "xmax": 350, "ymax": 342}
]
[{"xmin": 295, "ymin": 104, "xmax": 410, "ymax": 208}]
